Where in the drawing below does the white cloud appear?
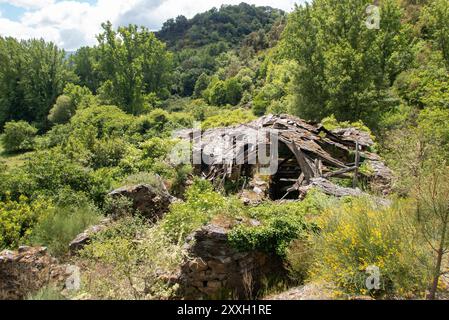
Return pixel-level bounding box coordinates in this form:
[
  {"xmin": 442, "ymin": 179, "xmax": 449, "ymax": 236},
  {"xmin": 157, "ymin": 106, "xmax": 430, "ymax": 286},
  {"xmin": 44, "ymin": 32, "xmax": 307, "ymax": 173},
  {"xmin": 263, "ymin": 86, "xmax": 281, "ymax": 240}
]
[
  {"xmin": 0, "ymin": 0, "xmax": 301, "ymax": 51},
  {"xmin": 0, "ymin": 0, "xmax": 55, "ymax": 10}
]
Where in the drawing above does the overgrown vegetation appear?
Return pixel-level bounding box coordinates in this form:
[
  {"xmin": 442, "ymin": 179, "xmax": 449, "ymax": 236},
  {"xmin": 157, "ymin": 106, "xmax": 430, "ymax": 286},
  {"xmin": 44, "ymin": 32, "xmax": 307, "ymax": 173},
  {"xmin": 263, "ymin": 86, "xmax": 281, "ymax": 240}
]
[
  {"xmin": 1, "ymin": 0, "xmax": 449, "ymax": 300},
  {"xmin": 308, "ymin": 198, "xmax": 430, "ymax": 298},
  {"xmin": 79, "ymin": 216, "xmax": 184, "ymax": 300}
]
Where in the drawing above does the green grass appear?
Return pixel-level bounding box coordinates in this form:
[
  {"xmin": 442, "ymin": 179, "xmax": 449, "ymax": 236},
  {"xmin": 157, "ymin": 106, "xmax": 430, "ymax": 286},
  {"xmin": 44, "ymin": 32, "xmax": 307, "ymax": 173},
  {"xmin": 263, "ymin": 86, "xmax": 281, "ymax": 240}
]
[
  {"xmin": 0, "ymin": 135, "xmax": 33, "ymax": 170},
  {"xmin": 27, "ymin": 286, "xmax": 66, "ymax": 300}
]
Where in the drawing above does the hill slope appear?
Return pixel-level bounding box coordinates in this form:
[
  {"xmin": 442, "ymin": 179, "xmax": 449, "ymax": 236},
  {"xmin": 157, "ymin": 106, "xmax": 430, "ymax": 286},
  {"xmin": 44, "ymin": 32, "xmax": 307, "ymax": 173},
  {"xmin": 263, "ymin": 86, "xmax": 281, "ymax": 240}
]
[{"xmin": 156, "ymin": 3, "xmax": 285, "ymax": 50}]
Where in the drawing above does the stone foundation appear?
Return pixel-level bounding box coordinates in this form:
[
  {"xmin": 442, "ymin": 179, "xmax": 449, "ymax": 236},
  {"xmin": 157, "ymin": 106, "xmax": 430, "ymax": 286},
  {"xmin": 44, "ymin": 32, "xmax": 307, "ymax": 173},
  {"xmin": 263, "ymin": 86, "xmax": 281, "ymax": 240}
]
[{"xmin": 178, "ymin": 224, "xmax": 285, "ymax": 299}]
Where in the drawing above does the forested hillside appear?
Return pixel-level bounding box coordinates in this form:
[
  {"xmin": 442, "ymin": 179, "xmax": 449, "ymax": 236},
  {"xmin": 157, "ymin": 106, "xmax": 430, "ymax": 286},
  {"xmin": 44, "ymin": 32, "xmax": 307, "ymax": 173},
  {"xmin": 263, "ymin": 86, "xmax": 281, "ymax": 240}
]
[
  {"xmin": 1, "ymin": 0, "xmax": 449, "ymax": 301},
  {"xmin": 156, "ymin": 3, "xmax": 285, "ymax": 50}
]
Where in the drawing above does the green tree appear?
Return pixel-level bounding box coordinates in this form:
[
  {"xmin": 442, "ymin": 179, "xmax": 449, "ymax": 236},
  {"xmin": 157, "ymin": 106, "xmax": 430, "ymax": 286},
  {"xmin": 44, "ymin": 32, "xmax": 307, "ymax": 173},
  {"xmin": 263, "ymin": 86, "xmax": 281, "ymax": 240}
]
[
  {"xmin": 0, "ymin": 37, "xmax": 72, "ymax": 128},
  {"xmin": 157, "ymin": 3, "xmax": 284, "ymax": 50},
  {"xmin": 224, "ymin": 77, "xmax": 243, "ymax": 105},
  {"xmin": 63, "ymin": 83, "xmax": 96, "ymax": 109},
  {"xmin": 281, "ymin": 0, "xmax": 413, "ymax": 128},
  {"xmin": 0, "ymin": 37, "xmax": 24, "ymax": 127},
  {"xmin": 206, "ymin": 78, "xmax": 228, "ymax": 106},
  {"xmin": 193, "ymin": 73, "xmax": 210, "ymax": 98},
  {"xmin": 386, "ymin": 107, "xmax": 449, "ymax": 299},
  {"xmin": 421, "ymin": 0, "xmax": 449, "ymax": 67},
  {"xmin": 70, "ymin": 46, "xmax": 102, "ymax": 93},
  {"xmin": 97, "ymin": 22, "xmax": 173, "ymax": 115}
]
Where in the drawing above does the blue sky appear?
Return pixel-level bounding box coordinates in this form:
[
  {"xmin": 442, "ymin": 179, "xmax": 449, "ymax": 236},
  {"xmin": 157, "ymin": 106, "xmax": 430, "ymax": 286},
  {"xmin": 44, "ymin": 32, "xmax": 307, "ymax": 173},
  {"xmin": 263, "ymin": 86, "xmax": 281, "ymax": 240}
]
[{"xmin": 0, "ymin": 0, "xmax": 301, "ymax": 51}]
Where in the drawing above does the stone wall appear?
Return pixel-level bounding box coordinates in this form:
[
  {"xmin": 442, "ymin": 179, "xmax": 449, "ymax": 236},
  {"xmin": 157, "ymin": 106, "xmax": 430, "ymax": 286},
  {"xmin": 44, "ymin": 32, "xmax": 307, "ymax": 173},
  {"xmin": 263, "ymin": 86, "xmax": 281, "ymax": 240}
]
[
  {"xmin": 178, "ymin": 224, "xmax": 285, "ymax": 299},
  {"xmin": 0, "ymin": 247, "xmax": 68, "ymax": 300}
]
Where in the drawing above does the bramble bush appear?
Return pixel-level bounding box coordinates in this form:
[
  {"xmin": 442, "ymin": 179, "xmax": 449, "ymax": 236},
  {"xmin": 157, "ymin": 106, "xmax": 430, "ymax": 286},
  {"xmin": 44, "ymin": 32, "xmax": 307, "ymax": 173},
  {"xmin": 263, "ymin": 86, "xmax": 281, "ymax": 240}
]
[
  {"xmin": 228, "ymin": 200, "xmax": 321, "ymax": 258},
  {"xmin": 228, "ymin": 215, "xmax": 313, "ymax": 258}
]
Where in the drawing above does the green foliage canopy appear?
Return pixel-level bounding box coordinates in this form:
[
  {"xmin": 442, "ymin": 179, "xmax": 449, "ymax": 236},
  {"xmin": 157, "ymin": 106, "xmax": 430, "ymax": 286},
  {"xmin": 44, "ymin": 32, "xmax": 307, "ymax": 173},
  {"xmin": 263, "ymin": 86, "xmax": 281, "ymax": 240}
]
[
  {"xmin": 96, "ymin": 22, "xmax": 173, "ymax": 115},
  {"xmin": 281, "ymin": 0, "xmax": 413, "ymax": 128}
]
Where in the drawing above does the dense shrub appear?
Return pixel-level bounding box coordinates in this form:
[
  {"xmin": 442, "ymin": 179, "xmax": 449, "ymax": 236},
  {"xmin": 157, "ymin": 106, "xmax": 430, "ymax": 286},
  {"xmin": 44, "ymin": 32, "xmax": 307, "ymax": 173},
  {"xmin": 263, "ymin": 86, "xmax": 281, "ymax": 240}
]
[
  {"xmin": 162, "ymin": 179, "xmax": 244, "ymax": 242},
  {"xmin": 70, "ymin": 105, "xmax": 134, "ymax": 139},
  {"xmin": 229, "ymin": 215, "xmax": 312, "ymax": 257},
  {"xmin": 141, "ymin": 137, "xmax": 175, "ymax": 161},
  {"xmin": 1, "ymin": 121, "xmax": 38, "ymax": 153},
  {"xmin": 88, "ymin": 138, "xmax": 129, "ymax": 169},
  {"xmin": 25, "ymin": 149, "xmax": 92, "ymax": 195},
  {"xmin": 183, "ymin": 99, "xmax": 221, "ymax": 121},
  {"xmin": 228, "ymin": 200, "xmax": 321, "ymax": 257},
  {"xmin": 0, "ymin": 195, "xmax": 52, "ymax": 249},
  {"xmin": 310, "ymin": 197, "xmax": 430, "ymax": 298},
  {"xmin": 0, "ymin": 167, "xmax": 37, "ymax": 201},
  {"xmin": 203, "ymin": 77, "xmax": 244, "ymax": 106},
  {"xmin": 35, "ymin": 124, "xmax": 72, "ymax": 150},
  {"xmin": 87, "ymin": 167, "xmax": 120, "ymax": 205}
]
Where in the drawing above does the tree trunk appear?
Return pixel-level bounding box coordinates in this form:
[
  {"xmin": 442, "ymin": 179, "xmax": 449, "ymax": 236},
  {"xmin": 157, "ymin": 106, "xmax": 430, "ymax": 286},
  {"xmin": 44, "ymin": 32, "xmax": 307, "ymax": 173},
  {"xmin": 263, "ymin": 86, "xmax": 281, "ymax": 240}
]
[
  {"xmin": 428, "ymin": 248, "xmax": 443, "ymax": 300},
  {"xmin": 428, "ymin": 219, "xmax": 448, "ymax": 300}
]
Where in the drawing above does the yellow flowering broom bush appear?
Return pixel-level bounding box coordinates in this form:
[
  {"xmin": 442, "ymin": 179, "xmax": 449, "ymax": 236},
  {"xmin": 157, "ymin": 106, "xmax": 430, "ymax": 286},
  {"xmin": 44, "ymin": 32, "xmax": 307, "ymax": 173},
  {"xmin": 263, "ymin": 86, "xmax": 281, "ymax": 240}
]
[
  {"xmin": 0, "ymin": 194, "xmax": 52, "ymax": 249},
  {"xmin": 310, "ymin": 197, "xmax": 431, "ymax": 298}
]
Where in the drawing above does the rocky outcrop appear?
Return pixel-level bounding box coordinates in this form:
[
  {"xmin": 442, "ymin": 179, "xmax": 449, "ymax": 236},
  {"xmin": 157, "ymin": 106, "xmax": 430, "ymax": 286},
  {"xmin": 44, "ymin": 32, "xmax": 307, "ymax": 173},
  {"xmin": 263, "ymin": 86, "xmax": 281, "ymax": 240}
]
[
  {"xmin": 366, "ymin": 160, "xmax": 393, "ymax": 196},
  {"xmin": 299, "ymin": 177, "xmax": 364, "ymax": 198},
  {"xmin": 0, "ymin": 247, "xmax": 70, "ymax": 300},
  {"xmin": 69, "ymin": 218, "xmax": 111, "ymax": 255},
  {"xmin": 108, "ymin": 183, "xmax": 176, "ymax": 222},
  {"xmin": 178, "ymin": 224, "xmax": 285, "ymax": 299}
]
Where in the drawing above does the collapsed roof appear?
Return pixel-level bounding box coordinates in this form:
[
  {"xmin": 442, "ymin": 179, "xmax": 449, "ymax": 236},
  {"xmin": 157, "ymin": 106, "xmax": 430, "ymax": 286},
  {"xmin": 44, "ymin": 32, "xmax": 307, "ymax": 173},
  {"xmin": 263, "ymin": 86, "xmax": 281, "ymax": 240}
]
[{"xmin": 177, "ymin": 114, "xmax": 392, "ymax": 200}]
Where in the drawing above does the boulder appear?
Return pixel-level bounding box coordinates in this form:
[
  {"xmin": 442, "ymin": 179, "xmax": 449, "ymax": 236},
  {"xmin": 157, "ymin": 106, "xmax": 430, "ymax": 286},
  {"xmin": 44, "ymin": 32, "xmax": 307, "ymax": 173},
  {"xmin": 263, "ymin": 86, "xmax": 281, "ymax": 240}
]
[
  {"xmin": 108, "ymin": 183, "xmax": 176, "ymax": 222},
  {"xmin": 366, "ymin": 160, "xmax": 393, "ymax": 195},
  {"xmin": 69, "ymin": 218, "xmax": 111, "ymax": 255},
  {"xmin": 0, "ymin": 247, "xmax": 70, "ymax": 300}
]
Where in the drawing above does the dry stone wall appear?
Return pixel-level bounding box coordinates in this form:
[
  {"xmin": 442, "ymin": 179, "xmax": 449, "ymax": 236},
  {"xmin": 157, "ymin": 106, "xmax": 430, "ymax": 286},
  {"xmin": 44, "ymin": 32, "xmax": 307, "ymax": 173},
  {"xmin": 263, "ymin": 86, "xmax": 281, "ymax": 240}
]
[{"xmin": 178, "ymin": 224, "xmax": 285, "ymax": 299}]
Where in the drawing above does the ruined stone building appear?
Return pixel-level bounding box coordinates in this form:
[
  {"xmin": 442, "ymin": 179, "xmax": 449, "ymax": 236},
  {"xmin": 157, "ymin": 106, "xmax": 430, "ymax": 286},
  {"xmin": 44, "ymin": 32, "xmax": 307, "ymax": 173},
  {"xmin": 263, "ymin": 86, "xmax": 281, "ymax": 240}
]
[{"xmin": 177, "ymin": 114, "xmax": 392, "ymax": 201}]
